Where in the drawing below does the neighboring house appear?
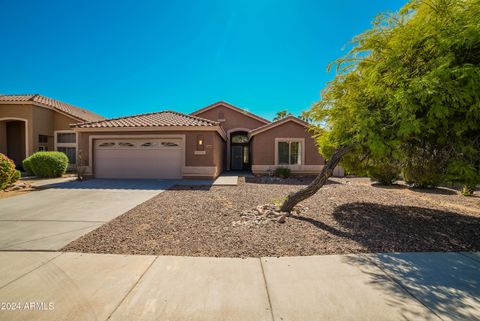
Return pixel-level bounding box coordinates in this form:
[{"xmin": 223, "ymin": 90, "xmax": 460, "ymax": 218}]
[
  {"xmin": 0, "ymin": 94, "xmax": 105, "ymax": 168},
  {"xmin": 72, "ymin": 101, "xmax": 343, "ymax": 179}
]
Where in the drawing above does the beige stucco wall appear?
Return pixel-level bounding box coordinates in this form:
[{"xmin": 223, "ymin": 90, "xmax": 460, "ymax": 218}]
[
  {"xmin": 250, "ymin": 121, "xmax": 327, "ymax": 175},
  {"xmin": 76, "ymin": 129, "xmax": 226, "ymax": 179},
  {"xmin": 0, "ymin": 103, "xmax": 78, "ymax": 161},
  {"xmin": 194, "ymin": 105, "xmax": 267, "ymax": 133}
]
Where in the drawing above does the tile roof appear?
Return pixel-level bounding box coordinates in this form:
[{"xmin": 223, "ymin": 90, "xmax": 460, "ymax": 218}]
[
  {"xmin": 73, "ymin": 110, "xmax": 220, "ymax": 128},
  {"xmin": 0, "ymin": 94, "xmax": 105, "ymax": 122},
  {"xmin": 248, "ymin": 115, "xmax": 308, "ymax": 136},
  {"xmin": 191, "ymin": 101, "xmax": 271, "ymax": 124}
]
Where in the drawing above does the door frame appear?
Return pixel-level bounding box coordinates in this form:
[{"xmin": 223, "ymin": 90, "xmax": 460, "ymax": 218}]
[{"xmin": 0, "ymin": 117, "xmax": 29, "ymax": 160}]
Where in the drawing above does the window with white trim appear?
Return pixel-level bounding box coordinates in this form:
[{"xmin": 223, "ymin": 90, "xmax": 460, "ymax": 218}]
[
  {"xmin": 277, "ymin": 140, "xmax": 301, "ymax": 165},
  {"xmin": 56, "ymin": 131, "xmax": 77, "ymax": 164}
]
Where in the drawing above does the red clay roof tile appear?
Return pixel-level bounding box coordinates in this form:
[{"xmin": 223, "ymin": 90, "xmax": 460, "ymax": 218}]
[
  {"xmin": 0, "ymin": 94, "xmax": 105, "ymax": 122},
  {"xmin": 73, "ymin": 110, "xmax": 219, "ymax": 128}
]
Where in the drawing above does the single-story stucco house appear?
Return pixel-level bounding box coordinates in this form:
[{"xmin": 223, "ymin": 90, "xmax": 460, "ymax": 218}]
[
  {"xmin": 0, "ymin": 94, "xmax": 105, "ymax": 167},
  {"xmin": 1, "ymin": 95, "xmax": 343, "ymax": 179}
]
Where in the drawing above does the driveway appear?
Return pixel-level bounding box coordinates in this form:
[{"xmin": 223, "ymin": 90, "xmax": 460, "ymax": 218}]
[{"xmin": 0, "ymin": 179, "xmax": 174, "ymax": 250}]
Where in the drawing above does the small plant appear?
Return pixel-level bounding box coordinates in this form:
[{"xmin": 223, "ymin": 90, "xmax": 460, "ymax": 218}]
[
  {"xmin": 0, "ymin": 153, "xmax": 18, "ymax": 190},
  {"xmin": 402, "ymin": 163, "xmax": 444, "ymax": 188},
  {"xmin": 461, "ymin": 184, "xmax": 476, "ymax": 196},
  {"xmin": 367, "ymin": 163, "xmax": 400, "ymax": 185},
  {"xmin": 22, "ymin": 156, "xmax": 34, "ymax": 175},
  {"xmin": 274, "ymin": 167, "xmax": 291, "ymax": 179},
  {"xmin": 29, "ymin": 151, "xmax": 69, "ymax": 178}
]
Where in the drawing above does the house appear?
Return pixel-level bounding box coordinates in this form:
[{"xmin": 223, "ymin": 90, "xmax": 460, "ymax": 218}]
[
  {"xmin": 0, "ymin": 94, "xmax": 105, "ymax": 168},
  {"xmin": 72, "ymin": 101, "xmax": 343, "ymax": 179}
]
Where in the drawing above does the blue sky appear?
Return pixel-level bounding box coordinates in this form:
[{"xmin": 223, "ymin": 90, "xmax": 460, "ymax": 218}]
[{"xmin": 0, "ymin": 0, "xmax": 407, "ymax": 120}]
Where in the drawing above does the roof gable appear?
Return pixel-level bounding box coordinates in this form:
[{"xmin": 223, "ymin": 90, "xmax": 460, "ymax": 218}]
[
  {"xmin": 191, "ymin": 101, "xmax": 270, "ymax": 125},
  {"xmin": 248, "ymin": 116, "xmax": 309, "ymax": 137},
  {"xmin": 0, "ymin": 94, "xmax": 105, "ymax": 122}
]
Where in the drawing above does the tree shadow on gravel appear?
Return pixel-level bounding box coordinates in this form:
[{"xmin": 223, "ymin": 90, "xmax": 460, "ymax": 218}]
[
  {"xmin": 293, "ymin": 202, "xmax": 480, "ymax": 253},
  {"xmin": 342, "ymin": 253, "xmax": 480, "ymax": 320},
  {"xmin": 370, "ymin": 183, "xmax": 459, "ymax": 196}
]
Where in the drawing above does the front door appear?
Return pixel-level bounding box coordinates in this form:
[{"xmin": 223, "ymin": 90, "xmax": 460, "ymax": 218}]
[{"xmin": 231, "ymin": 145, "xmax": 243, "ymax": 170}]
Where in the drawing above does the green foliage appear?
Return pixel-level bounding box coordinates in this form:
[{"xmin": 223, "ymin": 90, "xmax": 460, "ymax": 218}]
[
  {"xmin": 22, "ymin": 156, "xmax": 34, "ymax": 175},
  {"xmin": 311, "ymin": 0, "xmax": 480, "ymax": 190},
  {"xmin": 273, "ymin": 110, "xmax": 292, "ymax": 121},
  {"xmin": 10, "ymin": 170, "xmax": 21, "ymax": 184},
  {"xmin": 367, "ymin": 162, "xmax": 400, "ymax": 185},
  {"xmin": 29, "ymin": 152, "xmax": 69, "ymax": 178},
  {"xmin": 274, "ymin": 167, "xmax": 291, "ymax": 179},
  {"xmin": 0, "ymin": 153, "xmax": 18, "ymax": 190},
  {"xmin": 461, "ymin": 184, "xmax": 476, "ymax": 196}
]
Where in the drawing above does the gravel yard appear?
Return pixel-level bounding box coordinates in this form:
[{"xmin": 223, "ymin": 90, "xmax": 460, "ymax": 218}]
[{"xmin": 63, "ymin": 177, "xmax": 480, "ymax": 257}]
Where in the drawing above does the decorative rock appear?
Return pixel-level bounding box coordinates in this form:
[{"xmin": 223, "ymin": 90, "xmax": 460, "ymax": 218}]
[{"xmin": 233, "ymin": 203, "xmax": 308, "ymax": 227}]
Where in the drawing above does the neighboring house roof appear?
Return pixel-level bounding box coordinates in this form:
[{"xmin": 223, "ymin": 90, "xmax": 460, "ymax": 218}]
[
  {"xmin": 191, "ymin": 101, "xmax": 270, "ymax": 124},
  {"xmin": 73, "ymin": 110, "xmax": 219, "ymax": 128},
  {"xmin": 248, "ymin": 115, "xmax": 309, "ymax": 137},
  {"xmin": 0, "ymin": 94, "xmax": 105, "ymax": 122}
]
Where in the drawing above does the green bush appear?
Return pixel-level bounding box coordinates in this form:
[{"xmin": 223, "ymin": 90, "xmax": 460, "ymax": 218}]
[
  {"xmin": 0, "ymin": 153, "xmax": 18, "ymax": 190},
  {"xmin": 274, "ymin": 167, "xmax": 291, "ymax": 179},
  {"xmin": 29, "ymin": 151, "xmax": 69, "ymax": 178},
  {"xmin": 367, "ymin": 164, "xmax": 400, "ymax": 185},
  {"xmin": 461, "ymin": 184, "xmax": 476, "ymax": 196},
  {"xmin": 402, "ymin": 163, "xmax": 444, "ymax": 188},
  {"xmin": 10, "ymin": 170, "xmax": 21, "ymax": 184},
  {"xmin": 22, "ymin": 156, "xmax": 34, "ymax": 175}
]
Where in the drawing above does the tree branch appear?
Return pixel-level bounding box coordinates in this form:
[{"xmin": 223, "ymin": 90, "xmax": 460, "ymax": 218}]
[{"xmin": 280, "ymin": 145, "xmax": 354, "ymax": 213}]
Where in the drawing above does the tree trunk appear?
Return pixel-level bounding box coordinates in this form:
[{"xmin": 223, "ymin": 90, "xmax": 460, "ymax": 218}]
[{"xmin": 280, "ymin": 145, "xmax": 354, "ymax": 213}]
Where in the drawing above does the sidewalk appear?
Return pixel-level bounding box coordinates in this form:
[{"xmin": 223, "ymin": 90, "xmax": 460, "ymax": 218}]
[{"xmin": 0, "ymin": 251, "xmax": 478, "ymax": 321}]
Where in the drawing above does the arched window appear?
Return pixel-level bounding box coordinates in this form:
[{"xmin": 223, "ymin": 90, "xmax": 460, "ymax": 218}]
[{"xmin": 231, "ymin": 133, "xmax": 248, "ymax": 144}]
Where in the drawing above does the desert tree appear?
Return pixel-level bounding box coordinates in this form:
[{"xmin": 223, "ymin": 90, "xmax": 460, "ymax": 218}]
[{"xmin": 281, "ymin": 0, "xmax": 480, "ymax": 212}]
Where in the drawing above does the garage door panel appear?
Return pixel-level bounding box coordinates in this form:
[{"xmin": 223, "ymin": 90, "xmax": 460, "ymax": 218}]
[{"xmin": 94, "ymin": 139, "xmax": 183, "ymax": 179}]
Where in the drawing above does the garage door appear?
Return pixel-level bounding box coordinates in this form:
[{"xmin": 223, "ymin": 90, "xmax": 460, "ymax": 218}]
[{"xmin": 94, "ymin": 138, "xmax": 183, "ymax": 179}]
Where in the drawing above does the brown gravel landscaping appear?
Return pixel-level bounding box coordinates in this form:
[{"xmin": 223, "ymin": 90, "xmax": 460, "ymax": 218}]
[{"xmin": 63, "ymin": 177, "xmax": 480, "ymax": 257}]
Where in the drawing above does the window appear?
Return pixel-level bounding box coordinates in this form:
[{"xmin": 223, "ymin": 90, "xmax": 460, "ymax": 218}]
[
  {"xmin": 38, "ymin": 146, "xmax": 48, "ymax": 151},
  {"xmin": 55, "ymin": 131, "xmax": 77, "ymax": 165},
  {"xmin": 161, "ymin": 142, "xmax": 179, "ymax": 147},
  {"xmin": 118, "ymin": 142, "xmax": 135, "ymax": 147},
  {"xmin": 39, "ymin": 135, "xmax": 48, "ymax": 143},
  {"xmin": 57, "ymin": 132, "xmax": 76, "ymax": 143},
  {"xmin": 277, "ymin": 141, "xmax": 301, "ymax": 165},
  {"xmin": 57, "ymin": 147, "xmax": 76, "ymax": 164},
  {"xmin": 231, "ymin": 134, "xmax": 248, "ymax": 144},
  {"xmin": 98, "ymin": 142, "xmax": 116, "ymax": 148}
]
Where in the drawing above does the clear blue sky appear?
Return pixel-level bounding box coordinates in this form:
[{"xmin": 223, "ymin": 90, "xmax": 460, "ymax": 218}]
[{"xmin": 0, "ymin": 0, "xmax": 407, "ymax": 120}]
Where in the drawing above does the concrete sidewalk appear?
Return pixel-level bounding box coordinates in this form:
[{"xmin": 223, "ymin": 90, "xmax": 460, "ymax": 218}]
[{"xmin": 0, "ymin": 252, "xmax": 479, "ymax": 321}]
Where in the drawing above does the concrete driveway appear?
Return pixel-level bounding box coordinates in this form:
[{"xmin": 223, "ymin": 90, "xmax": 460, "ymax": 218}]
[{"xmin": 0, "ymin": 179, "xmax": 174, "ymax": 250}]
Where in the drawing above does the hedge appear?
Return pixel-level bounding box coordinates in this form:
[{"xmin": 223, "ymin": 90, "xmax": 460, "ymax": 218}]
[
  {"xmin": 28, "ymin": 151, "xmax": 69, "ymax": 178},
  {"xmin": 0, "ymin": 153, "xmax": 18, "ymax": 190}
]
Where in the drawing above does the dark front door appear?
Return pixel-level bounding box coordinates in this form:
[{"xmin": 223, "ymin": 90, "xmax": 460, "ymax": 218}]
[{"xmin": 231, "ymin": 145, "xmax": 243, "ymax": 170}]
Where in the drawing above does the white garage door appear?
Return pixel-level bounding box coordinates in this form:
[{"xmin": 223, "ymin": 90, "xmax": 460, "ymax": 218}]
[{"xmin": 94, "ymin": 138, "xmax": 183, "ymax": 179}]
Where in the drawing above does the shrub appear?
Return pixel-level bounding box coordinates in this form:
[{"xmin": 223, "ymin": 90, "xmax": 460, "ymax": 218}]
[
  {"xmin": 461, "ymin": 184, "xmax": 476, "ymax": 196},
  {"xmin": 367, "ymin": 164, "xmax": 400, "ymax": 185},
  {"xmin": 10, "ymin": 170, "xmax": 21, "ymax": 184},
  {"xmin": 0, "ymin": 153, "xmax": 18, "ymax": 190},
  {"xmin": 22, "ymin": 156, "xmax": 34, "ymax": 175},
  {"xmin": 402, "ymin": 163, "xmax": 444, "ymax": 188},
  {"xmin": 274, "ymin": 167, "xmax": 291, "ymax": 179},
  {"xmin": 29, "ymin": 151, "xmax": 69, "ymax": 178}
]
